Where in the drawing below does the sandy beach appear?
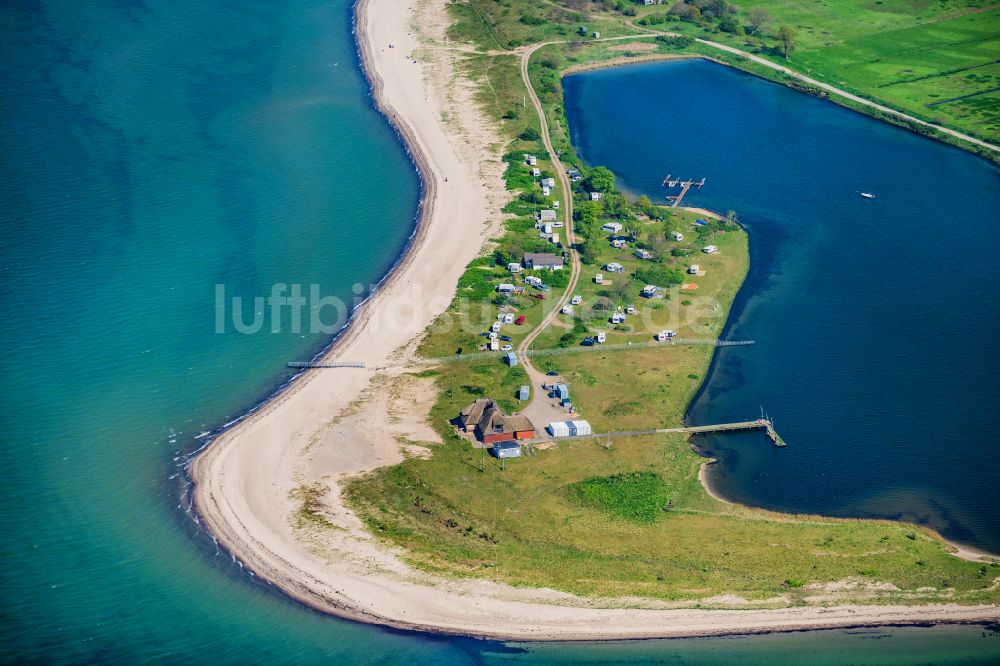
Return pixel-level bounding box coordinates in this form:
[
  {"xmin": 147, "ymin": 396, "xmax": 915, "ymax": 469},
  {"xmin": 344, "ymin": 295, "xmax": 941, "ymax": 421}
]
[{"xmin": 189, "ymin": 0, "xmax": 999, "ymax": 641}]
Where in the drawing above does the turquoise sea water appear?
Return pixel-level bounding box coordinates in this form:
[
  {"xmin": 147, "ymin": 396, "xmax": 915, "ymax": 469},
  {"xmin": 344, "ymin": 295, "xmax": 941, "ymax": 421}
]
[
  {"xmin": 1, "ymin": 1, "xmax": 998, "ymax": 662},
  {"xmin": 563, "ymin": 59, "xmax": 1000, "ymax": 555}
]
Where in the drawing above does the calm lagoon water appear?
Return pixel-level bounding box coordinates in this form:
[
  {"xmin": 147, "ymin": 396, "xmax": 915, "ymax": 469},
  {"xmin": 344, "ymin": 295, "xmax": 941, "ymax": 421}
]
[
  {"xmin": 563, "ymin": 59, "xmax": 1000, "ymax": 553},
  {"xmin": 1, "ymin": 1, "xmax": 997, "ymax": 662}
]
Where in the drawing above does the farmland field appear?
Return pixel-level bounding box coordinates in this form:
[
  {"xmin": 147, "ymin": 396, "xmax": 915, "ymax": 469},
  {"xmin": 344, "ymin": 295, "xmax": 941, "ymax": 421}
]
[{"xmin": 636, "ymin": 0, "xmax": 1000, "ymax": 141}]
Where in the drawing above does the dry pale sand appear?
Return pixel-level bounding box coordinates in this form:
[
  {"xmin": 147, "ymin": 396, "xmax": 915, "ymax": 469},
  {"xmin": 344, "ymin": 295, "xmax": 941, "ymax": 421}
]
[{"xmin": 189, "ymin": 0, "xmax": 998, "ymax": 640}]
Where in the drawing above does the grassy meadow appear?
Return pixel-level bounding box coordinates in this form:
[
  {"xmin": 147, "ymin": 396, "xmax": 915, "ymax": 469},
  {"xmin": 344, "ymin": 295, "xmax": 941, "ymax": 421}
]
[
  {"xmin": 328, "ymin": 0, "xmax": 1000, "ymax": 607},
  {"xmin": 452, "ymin": 0, "xmax": 1000, "ymax": 147},
  {"xmin": 634, "ymin": 0, "xmax": 1000, "ymax": 141},
  {"xmin": 739, "ymin": 1, "xmax": 999, "ymax": 139},
  {"xmin": 346, "ymin": 426, "xmax": 999, "ymax": 604}
]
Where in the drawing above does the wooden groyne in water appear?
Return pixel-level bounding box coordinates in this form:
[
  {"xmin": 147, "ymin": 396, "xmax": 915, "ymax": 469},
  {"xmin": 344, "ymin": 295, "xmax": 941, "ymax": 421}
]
[{"xmin": 287, "ymin": 361, "xmax": 366, "ymax": 369}]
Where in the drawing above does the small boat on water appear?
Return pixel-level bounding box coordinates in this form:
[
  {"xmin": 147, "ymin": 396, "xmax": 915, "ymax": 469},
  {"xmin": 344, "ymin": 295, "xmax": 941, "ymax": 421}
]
[{"xmin": 860, "ymin": 192, "xmax": 875, "ymax": 199}]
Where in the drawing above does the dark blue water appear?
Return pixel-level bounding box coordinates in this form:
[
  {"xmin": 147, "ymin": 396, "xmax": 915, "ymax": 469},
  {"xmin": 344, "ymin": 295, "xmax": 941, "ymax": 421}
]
[{"xmin": 564, "ymin": 59, "xmax": 1000, "ymax": 553}]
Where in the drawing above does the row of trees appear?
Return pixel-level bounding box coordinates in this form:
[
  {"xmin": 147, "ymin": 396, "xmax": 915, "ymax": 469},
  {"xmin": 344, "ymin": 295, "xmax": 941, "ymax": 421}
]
[{"xmin": 635, "ymin": 3, "xmax": 797, "ymax": 58}]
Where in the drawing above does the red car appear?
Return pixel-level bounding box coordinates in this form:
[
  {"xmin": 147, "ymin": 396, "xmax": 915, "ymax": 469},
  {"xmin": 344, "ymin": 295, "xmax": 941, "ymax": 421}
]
[
  {"xmin": 515, "ymin": 315, "xmax": 525, "ymax": 325},
  {"xmin": 531, "ymin": 293, "xmax": 546, "ymax": 300}
]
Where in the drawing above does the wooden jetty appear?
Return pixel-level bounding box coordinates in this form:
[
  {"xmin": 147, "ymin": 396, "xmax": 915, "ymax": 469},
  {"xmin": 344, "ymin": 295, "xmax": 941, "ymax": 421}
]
[
  {"xmin": 662, "ymin": 174, "xmax": 706, "ymax": 208},
  {"xmin": 287, "ymin": 361, "xmax": 365, "ymax": 369},
  {"xmin": 656, "ymin": 419, "xmax": 785, "ymax": 446},
  {"xmin": 538, "ymin": 419, "xmax": 786, "ymax": 447}
]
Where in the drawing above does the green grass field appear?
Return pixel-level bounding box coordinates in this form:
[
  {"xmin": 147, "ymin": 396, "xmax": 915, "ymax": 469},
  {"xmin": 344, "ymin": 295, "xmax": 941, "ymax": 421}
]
[
  {"xmin": 745, "ymin": 1, "xmax": 1000, "ymax": 138},
  {"xmin": 454, "ymin": 1, "xmax": 1000, "ymax": 144},
  {"xmin": 346, "ymin": 427, "xmax": 998, "ymax": 604},
  {"xmin": 632, "ymin": 0, "xmax": 1000, "ymax": 141},
  {"xmin": 344, "ymin": 200, "xmax": 997, "ymax": 604},
  {"xmin": 326, "ymin": 1, "xmax": 1000, "ymax": 607}
]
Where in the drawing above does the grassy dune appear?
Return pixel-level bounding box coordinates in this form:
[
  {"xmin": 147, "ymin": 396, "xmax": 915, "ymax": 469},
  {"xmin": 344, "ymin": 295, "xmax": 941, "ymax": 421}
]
[{"xmin": 346, "ymin": 429, "xmax": 998, "ymax": 604}]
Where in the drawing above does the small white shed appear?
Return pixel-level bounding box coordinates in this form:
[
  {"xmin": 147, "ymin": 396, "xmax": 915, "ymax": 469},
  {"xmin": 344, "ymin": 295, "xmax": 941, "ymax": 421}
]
[{"xmin": 547, "ymin": 421, "xmax": 571, "ymax": 437}]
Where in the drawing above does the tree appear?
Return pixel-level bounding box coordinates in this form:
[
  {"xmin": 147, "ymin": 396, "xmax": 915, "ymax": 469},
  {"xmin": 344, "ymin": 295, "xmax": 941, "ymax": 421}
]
[
  {"xmin": 776, "ymin": 25, "xmax": 797, "ymax": 59},
  {"xmin": 624, "ymin": 220, "xmax": 642, "ymax": 242},
  {"xmin": 648, "ymin": 233, "xmax": 668, "ymax": 260},
  {"xmin": 746, "ymin": 7, "xmax": 771, "ymax": 35},
  {"xmin": 613, "ymin": 279, "xmax": 631, "ymax": 305},
  {"xmin": 636, "ymin": 194, "xmax": 653, "ymax": 212},
  {"xmin": 575, "ymin": 200, "xmax": 602, "ymax": 228},
  {"xmin": 708, "ymin": 0, "xmax": 729, "ymax": 17},
  {"xmin": 585, "ymin": 166, "xmax": 616, "ymax": 193},
  {"xmin": 682, "ymin": 5, "xmax": 701, "ymax": 21},
  {"xmin": 603, "ymin": 194, "xmax": 626, "ymax": 217}
]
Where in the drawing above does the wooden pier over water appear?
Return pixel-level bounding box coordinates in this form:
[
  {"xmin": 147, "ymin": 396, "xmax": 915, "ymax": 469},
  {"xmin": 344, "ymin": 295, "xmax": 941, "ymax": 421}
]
[
  {"xmin": 656, "ymin": 419, "xmax": 786, "ymax": 447},
  {"xmin": 538, "ymin": 419, "xmax": 786, "ymax": 447},
  {"xmin": 662, "ymin": 174, "xmax": 706, "ymax": 208}
]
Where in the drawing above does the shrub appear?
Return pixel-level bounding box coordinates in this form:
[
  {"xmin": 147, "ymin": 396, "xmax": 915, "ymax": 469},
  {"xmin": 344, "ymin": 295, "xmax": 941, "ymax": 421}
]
[
  {"xmin": 573, "ymin": 472, "xmax": 669, "ymax": 523},
  {"xmin": 639, "ymin": 13, "xmax": 667, "ymax": 26},
  {"xmin": 557, "ymin": 332, "xmax": 579, "ymax": 348},
  {"xmin": 544, "ymin": 267, "xmax": 570, "ymax": 288},
  {"xmin": 656, "ymin": 35, "xmax": 694, "ymax": 49},
  {"xmin": 719, "ymin": 19, "xmax": 743, "ymax": 35},
  {"xmin": 634, "ymin": 266, "xmax": 685, "ymax": 287}
]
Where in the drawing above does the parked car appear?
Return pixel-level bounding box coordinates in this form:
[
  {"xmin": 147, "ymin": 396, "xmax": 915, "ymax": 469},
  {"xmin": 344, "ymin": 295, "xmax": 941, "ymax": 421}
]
[
  {"xmin": 532, "ymin": 293, "xmax": 546, "ymax": 300},
  {"xmin": 500, "ymin": 335, "xmax": 512, "ymax": 342},
  {"xmin": 501, "ymin": 344, "xmax": 513, "ymax": 352},
  {"xmin": 546, "ymin": 371, "xmax": 559, "ymax": 377},
  {"xmin": 515, "ymin": 315, "xmax": 525, "ymax": 325}
]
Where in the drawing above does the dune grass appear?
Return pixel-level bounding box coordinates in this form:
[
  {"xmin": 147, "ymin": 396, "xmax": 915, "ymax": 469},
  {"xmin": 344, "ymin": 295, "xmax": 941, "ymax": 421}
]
[{"xmin": 346, "ymin": 427, "xmax": 999, "ymax": 604}]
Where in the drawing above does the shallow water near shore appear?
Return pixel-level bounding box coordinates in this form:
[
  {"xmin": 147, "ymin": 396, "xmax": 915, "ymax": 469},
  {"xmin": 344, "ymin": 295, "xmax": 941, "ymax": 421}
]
[
  {"xmin": 563, "ymin": 58, "xmax": 1000, "ymax": 553},
  {"xmin": 1, "ymin": 1, "xmax": 997, "ymax": 662}
]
